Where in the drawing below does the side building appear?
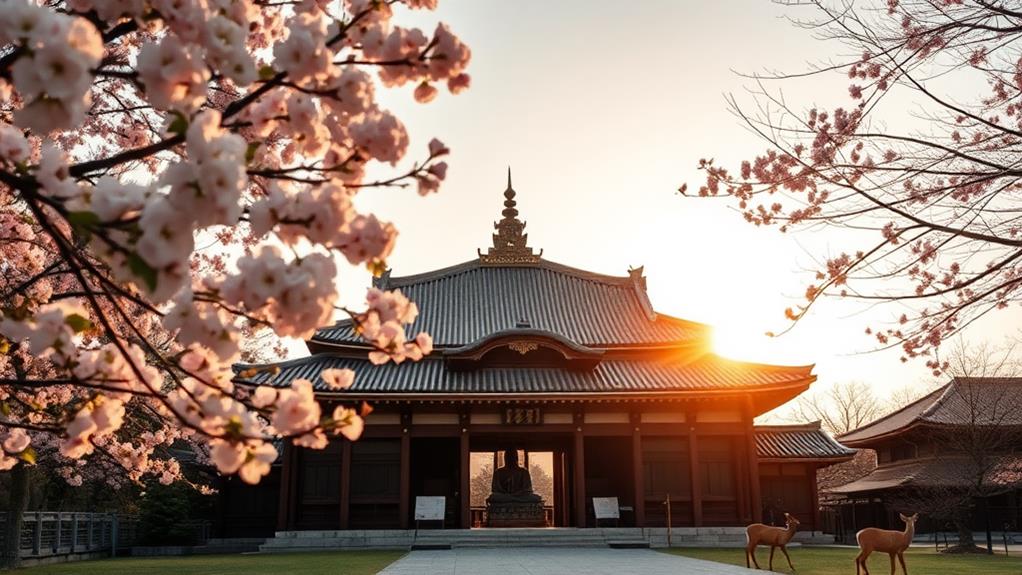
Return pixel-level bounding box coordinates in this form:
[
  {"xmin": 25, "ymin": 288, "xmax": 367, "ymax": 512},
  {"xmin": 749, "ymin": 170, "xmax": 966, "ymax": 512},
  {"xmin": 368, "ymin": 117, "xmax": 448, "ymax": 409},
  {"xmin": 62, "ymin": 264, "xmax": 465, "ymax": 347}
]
[
  {"xmin": 827, "ymin": 377, "xmax": 1022, "ymax": 542},
  {"xmin": 222, "ymin": 177, "xmax": 854, "ymax": 538}
]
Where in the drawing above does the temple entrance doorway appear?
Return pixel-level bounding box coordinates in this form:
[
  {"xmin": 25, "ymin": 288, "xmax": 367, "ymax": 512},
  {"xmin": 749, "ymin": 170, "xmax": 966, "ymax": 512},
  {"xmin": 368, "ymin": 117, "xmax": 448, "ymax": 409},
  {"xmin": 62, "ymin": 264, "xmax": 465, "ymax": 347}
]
[
  {"xmin": 409, "ymin": 438, "xmax": 460, "ymax": 528},
  {"xmin": 468, "ymin": 434, "xmax": 573, "ymax": 527}
]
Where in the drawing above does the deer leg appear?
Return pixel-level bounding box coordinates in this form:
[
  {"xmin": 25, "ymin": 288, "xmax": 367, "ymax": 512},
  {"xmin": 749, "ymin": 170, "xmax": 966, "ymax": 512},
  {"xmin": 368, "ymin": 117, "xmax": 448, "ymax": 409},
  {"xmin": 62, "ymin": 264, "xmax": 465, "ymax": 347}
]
[
  {"xmin": 780, "ymin": 545, "xmax": 795, "ymax": 571},
  {"xmin": 889, "ymin": 553, "xmax": 895, "ymax": 575},
  {"xmin": 769, "ymin": 545, "xmax": 775, "ymax": 570},
  {"xmin": 897, "ymin": 552, "xmax": 907, "ymax": 575},
  {"xmin": 748, "ymin": 544, "xmax": 760, "ymax": 569},
  {"xmin": 856, "ymin": 550, "xmax": 870, "ymax": 575}
]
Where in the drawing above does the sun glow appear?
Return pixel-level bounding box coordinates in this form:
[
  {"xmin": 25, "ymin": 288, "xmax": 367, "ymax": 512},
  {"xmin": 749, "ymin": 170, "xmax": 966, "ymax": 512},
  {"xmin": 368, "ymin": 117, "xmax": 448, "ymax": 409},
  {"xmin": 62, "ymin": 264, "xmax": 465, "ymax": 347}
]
[{"xmin": 712, "ymin": 323, "xmax": 785, "ymax": 364}]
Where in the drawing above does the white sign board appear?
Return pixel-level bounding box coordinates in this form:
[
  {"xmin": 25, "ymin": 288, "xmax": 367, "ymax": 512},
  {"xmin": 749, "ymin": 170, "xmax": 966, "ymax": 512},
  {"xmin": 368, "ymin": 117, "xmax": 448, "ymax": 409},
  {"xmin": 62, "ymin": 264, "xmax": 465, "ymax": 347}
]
[
  {"xmin": 414, "ymin": 496, "xmax": 446, "ymax": 521},
  {"xmin": 592, "ymin": 497, "xmax": 620, "ymax": 520}
]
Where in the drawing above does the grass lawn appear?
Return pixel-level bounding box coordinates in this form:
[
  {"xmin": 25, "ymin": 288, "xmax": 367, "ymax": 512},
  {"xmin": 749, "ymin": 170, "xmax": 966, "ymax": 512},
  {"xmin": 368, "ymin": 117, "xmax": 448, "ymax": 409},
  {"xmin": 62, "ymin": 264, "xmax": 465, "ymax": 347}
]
[
  {"xmin": 665, "ymin": 546, "xmax": 1022, "ymax": 574},
  {"xmin": 17, "ymin": 551, "xmax": 406, "ymax": 575}
]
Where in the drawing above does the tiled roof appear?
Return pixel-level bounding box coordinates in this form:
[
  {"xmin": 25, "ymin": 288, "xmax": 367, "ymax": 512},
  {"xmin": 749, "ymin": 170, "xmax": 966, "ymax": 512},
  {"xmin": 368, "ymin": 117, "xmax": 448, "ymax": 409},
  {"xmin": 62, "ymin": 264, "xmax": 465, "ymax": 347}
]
[
  {"xmin": 754, "ymin": 422, "xmax": 856, "ymax": 461},
  {"xmin": 827, "ymin": 455, "xmax": 1022, "ymax": 495},
  {"xmin": 235, "ymin": 353, "xmax": 814, "ymax": 397},
  {"xmin": 838, "ymin": 377, "xmax": 1022, "ymax": 446},
  {"xmin": 311, "ymin": 259, "xmax": 709, "ymax": 349}
]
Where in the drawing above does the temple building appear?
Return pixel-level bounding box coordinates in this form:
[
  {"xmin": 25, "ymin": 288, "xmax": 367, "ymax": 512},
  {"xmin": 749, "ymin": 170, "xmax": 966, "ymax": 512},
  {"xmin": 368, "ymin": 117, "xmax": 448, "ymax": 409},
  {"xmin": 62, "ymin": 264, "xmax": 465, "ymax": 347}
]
[
  {"xmin": 225, "ymin": 175, "xmax": 854, "ymax": 539},
  {"xmin": 827, "ymin": 377, "xmax": 1022, "ymax": 542}
]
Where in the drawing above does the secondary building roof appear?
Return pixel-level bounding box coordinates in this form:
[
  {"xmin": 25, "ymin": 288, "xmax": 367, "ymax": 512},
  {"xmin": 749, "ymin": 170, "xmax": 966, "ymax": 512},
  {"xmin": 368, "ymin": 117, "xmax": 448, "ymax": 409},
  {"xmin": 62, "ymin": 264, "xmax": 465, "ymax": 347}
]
[
  {"xmin": 754, "ymin": 422, "xmax": 856, "ymax": 463},
  {"xmin": 827, "ymin": 455, "xmax": 1022, "ymax": 495},
  {"xmin": 838, "ymin": 377, "xmax": 1022, "ymax": 446}
]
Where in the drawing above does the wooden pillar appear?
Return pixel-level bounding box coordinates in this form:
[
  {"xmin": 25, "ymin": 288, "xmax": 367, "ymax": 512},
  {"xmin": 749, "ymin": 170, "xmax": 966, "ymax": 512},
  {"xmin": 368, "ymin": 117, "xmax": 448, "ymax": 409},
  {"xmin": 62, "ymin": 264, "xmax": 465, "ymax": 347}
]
[
  {"xmin": 399, "ymin": 415, "xmax": 411, "ymax": 529},
  {"xmin": 810, "ymin": 465, "xmax": 821, "ymax": 533},
  {"xmin": 573, "ymin": 414, "xmax": 587, "ymax": 528},
  {"xmin": 340, "ymin": 440, "xmax": 352, "ymax": 529},
  {"xmin": 631, "ymin": 413, "xmax": 646, "ymax": 528},
  {"xmin": 745, "ymin": 398, "xmax": 762, "ymax": 523},
  {"xmin": 277, "ymin": 443, "xmax": 295, "ymax": 531},
  {"xmin": 553, "ymin": 449, "xmax": 563, "ymax": 527},
  {"xmin": 459, "ymin": 426, "xmax": 471, "ymax": 529},
  {"xmin": 735, "ymin": 437, "xmax": 748, "ymax": 524},
  {"xmin": 688, "ymin": 420, "xmax": 703, "ymax": 527}
]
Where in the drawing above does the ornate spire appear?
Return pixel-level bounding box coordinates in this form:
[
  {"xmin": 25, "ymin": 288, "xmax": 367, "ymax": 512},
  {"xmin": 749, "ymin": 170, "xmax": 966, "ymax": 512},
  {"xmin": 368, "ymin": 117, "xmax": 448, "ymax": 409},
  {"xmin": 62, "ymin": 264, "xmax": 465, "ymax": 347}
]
[{"xmin": 478, "ymin": 168, "xmax": 543, "ymax": 265}]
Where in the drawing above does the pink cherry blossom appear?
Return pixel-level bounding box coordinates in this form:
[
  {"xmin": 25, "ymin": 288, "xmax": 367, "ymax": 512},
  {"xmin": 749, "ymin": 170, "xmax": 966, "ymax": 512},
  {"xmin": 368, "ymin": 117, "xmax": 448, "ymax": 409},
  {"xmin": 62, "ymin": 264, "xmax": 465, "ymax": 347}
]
[{"xmin": 321, "ymin": 368, "xmax": 355, "ymax": 390}]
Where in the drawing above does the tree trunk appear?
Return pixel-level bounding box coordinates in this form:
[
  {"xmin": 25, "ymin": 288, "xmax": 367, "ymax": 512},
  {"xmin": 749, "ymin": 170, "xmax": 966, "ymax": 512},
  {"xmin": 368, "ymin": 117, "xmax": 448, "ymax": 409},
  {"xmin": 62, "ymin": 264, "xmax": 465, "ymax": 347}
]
[
  {"xmin": 956, "ymin": 520, "xmax": 976, "ymax": 549},
  {"xmin": 1, "ymin": 462, "xmax": 31, "ymax": 569}
]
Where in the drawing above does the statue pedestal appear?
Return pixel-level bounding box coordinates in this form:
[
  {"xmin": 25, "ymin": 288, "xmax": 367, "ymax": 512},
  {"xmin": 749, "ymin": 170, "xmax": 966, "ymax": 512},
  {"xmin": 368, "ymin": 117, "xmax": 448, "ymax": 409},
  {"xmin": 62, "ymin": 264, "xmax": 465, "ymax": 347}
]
[{"xmin": 486, "ymin": 501, "xmax": 546, "ymax": 527}]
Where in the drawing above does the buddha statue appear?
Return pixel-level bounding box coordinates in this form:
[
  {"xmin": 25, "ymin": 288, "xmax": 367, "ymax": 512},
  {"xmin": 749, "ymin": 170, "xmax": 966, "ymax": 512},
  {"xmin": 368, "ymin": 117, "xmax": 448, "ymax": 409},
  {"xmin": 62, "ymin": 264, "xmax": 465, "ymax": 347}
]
[{"xmin": 487, "ymin": 449, "xmax": 543, "ymax": 504}]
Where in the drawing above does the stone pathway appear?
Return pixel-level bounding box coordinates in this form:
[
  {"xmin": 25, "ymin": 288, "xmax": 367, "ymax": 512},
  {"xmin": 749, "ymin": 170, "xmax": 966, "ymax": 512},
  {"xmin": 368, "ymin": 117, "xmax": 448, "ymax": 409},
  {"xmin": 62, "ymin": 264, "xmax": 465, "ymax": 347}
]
[{"xmin": 377, "ymin": 547, "xmax": 756, "ymax": 575}]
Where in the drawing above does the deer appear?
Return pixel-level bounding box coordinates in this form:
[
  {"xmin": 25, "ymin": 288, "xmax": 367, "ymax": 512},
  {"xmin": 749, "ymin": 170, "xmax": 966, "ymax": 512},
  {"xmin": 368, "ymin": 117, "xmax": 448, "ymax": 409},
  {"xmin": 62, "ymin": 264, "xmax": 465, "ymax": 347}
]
[
  {"xmin": 745, "ymin": 512, "xmax": 800, "ymax": 571},
  {"xmin": 855, "ymin": 513, "xmax": 918, "ymax": 575}
]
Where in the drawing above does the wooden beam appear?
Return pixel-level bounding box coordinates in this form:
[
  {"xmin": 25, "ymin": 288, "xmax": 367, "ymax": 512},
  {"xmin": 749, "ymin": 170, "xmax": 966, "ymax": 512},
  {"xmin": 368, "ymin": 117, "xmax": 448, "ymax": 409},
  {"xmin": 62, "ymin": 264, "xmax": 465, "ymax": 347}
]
[
  {"xmin": 689, "ymin": 425, "xmax": 703, "ymax": 527},
  {"xmin": 340, "ymin": 440, "xmax": 351, "ymax": 529},
  {"xmin": 631, "ymin": 415, "xmax": 645, "ymax": 528},
  {"xmin": 460, "ymin": 429, "xmax": 471, "ymax": 529},
  {"xmin": 745, "ymin": 398, "xmax": 762, "ymax": 523},
  {"xmin": 573, "ymin": 415, "xmax": 587, "ymax": 527}
]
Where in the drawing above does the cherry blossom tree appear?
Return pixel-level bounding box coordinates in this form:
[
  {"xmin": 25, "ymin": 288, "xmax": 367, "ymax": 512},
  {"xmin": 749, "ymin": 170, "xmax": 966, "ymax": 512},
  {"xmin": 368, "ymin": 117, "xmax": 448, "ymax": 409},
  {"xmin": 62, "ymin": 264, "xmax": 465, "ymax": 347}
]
[
  {"xmin": 688, "ymin": 0, "xmax": 1022, "ymax": 371},
  {"xmin": 0, "ymin": 0, "xmax": 469, "ymax": 547}
]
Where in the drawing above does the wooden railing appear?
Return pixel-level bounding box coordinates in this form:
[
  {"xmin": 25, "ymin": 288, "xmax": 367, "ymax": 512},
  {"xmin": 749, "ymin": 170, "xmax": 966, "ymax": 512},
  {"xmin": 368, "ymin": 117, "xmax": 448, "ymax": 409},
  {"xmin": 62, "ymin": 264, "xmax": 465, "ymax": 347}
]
[{"xmin": 0, "ymin": 512, "xmax": 136, "ymax": 560}]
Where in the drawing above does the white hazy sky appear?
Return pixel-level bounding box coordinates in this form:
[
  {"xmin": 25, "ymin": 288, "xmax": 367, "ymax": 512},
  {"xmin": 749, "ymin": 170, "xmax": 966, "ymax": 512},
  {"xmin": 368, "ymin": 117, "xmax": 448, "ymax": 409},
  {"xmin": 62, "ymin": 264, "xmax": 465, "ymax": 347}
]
[{"xmin": 301, "ymin": 0, "xmax": 1022, "ymax": 419}]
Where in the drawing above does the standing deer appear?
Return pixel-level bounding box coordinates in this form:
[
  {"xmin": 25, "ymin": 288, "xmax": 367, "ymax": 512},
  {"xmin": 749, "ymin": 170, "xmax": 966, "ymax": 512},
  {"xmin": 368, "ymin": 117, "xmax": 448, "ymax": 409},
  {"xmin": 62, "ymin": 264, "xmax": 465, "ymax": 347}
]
[
  {"xmin": 855, "ymin": 513, "xmax": 918, "ymax": 575},
  {"xmin": 745, "ymin": 512, "xmax": 800, "ymax": 571}
]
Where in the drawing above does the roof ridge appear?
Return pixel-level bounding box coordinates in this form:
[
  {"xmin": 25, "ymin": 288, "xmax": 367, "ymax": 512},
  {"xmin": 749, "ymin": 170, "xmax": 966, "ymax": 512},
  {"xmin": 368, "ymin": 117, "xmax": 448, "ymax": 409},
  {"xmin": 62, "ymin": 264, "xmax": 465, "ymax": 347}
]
[
  {"xmin": 378, "ymin": 257, "xmax": 646, "ymax": 288},
  {"xmin": 754, "ymin": 421, "xmax": 823, "ymax": 431},
  {"xmin": 838, "ymin": 383, "xmax": 949, "ymax": 441}
]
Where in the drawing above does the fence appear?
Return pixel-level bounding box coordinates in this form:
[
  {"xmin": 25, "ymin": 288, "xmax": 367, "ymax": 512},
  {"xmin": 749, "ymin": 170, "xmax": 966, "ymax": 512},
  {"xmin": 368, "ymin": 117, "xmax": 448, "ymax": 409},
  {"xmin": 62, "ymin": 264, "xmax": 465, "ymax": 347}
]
[{"xmin": 0, "ymin": 512, "xmax": 136, "ymax": 561}]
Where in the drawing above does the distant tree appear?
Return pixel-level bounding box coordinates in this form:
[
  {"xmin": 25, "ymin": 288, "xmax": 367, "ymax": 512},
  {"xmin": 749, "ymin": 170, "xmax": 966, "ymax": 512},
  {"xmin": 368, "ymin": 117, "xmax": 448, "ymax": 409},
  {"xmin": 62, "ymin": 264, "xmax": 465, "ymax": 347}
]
[
  {"xmin": 529, "ymin": 463, "xmax": 554, "ymax": 504},
  {"xmin": 470, "ymin": 463, "xmax": 492, "ymax": 508},
  {"xmin": 790, "ymin": 381, "xmax": 885, "ymax": 435},
  {"xmin": 688, "ymin": 0, "xmax": 1022, "ymax": 370}
]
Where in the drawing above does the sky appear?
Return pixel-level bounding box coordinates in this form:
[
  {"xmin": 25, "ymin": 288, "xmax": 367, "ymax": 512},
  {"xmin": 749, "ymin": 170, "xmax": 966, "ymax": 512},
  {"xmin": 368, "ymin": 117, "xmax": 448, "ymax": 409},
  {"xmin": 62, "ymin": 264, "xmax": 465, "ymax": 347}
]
[{"xmin": 304, "ymin": 0, "xmax": 1022, "ymax": 420}]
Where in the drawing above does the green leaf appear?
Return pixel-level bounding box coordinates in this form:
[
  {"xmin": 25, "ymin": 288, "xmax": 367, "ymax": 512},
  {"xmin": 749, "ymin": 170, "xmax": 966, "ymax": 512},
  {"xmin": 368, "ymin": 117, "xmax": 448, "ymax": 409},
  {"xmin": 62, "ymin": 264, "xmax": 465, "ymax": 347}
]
[
  {"xmin": 66, "ymin": 211, "xmax": 100, "ymax": 238},
  {"xmin": 19, "ymin": 447, "xmax": 36, "ymax": 465},
  {"xmin": 0, "ymin": 402, "xmax": 10, "ymax": 416},
  {"xmin": 167, "ymin": 111, "xmax": 188, "ymax": 136},
  {"xmin": 245, "ymin": 142, "xmax": 260, "ymax": 164},
  {"xmin": 64, "ymin": 313, "xmax": 92, "ymax": 333},
  {"xmin": 128, "ymin": 253, "xmax": 158, "ymax": 292},
  {"xmin": 258, "ymin": 65, "xmax": 276, "ymax": 80}
]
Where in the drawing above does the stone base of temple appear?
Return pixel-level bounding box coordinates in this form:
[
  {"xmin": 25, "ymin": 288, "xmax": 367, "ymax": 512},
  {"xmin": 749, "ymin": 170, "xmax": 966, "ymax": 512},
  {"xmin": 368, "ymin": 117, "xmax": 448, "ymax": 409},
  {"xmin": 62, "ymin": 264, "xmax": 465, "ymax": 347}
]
[
  {"xmin": 485, "ymin": 501, "xmax": 546, "ymax": 527},
  {"xmin": 258, "ymin": 528, "xmax": 835, "ymax": 551}
]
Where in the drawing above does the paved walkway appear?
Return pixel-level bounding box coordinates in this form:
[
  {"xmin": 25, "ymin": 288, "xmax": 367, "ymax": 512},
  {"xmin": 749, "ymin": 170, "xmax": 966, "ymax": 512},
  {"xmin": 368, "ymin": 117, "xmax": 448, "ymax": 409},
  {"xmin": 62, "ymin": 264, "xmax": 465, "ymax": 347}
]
[{"xmin": 378, "ymin": 547, "xmax": 755, "ymax": 575}]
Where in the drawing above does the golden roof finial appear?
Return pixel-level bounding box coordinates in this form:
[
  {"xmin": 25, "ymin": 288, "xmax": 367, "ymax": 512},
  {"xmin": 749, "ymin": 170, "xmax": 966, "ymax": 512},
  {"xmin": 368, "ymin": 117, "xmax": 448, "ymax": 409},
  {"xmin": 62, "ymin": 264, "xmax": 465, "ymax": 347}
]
[{"xmin": 478, "ymin": 168, "xmax": 542, "ymax": 265}]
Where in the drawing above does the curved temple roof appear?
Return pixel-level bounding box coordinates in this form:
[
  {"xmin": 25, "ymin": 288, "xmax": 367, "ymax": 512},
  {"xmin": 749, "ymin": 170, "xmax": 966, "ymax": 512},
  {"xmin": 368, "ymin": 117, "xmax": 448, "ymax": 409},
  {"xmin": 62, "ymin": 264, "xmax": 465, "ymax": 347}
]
[
  {"xmin": 838, "ymin": 377, "xmax": 1022, "ymax": 446},
  {"xmin": 241, "ymin": 175, "xmax": 819, "ymax": 415},
  {"xmin": 754, "ymin": 422, "xmax": 856, "ymax": 462},
  {"xmin": 311, "ymin": 259, "xmax": 710, "ymax": 350},
  {"xmin": 236, "ymin": 352, "xmax": 814, "ymax": 399}
]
